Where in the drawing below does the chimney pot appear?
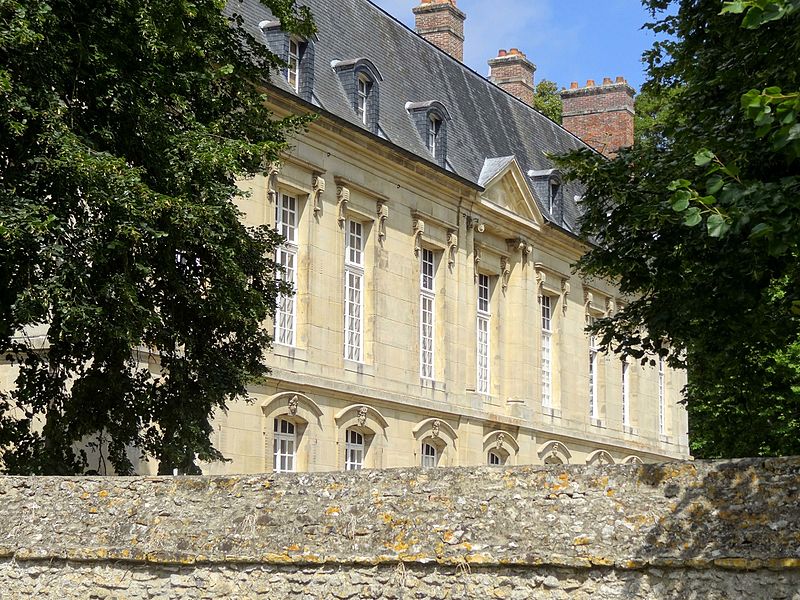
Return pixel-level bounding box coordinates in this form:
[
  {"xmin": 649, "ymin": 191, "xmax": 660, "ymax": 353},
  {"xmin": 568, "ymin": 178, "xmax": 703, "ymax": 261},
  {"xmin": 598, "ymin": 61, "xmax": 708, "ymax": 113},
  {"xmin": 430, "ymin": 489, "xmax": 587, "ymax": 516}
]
[
  {"xmin": 586, "ymin": 79, "xmax": 595, "ymax": 87},
  {"xmin": 570, "ymin": 81, "xmax": 579, "ymax": 89},
  {"xmin": 615, "ymin": 76, "xmax": 625, "ymax": 83},
  {"xmin": 487, "ymin": 46, "xmax": 536, "ymax": 106},
  {"xmin": 603, "ymin": 77, "xmax": 612, "ymax": 85}
]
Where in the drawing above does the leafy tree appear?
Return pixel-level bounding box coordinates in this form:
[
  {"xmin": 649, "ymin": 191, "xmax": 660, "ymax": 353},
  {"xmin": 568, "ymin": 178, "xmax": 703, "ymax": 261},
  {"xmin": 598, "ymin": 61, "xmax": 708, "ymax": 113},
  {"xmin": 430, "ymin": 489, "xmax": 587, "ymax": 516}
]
[
  {"xmin": 556, "ymin": 0, "xmax": 800, "ymax": 457},
  {"xmin": 532, "ymin": 79, "xmax": 563, "ymax": 124},
  {"xmin": 0, "ymin": 0, "xmax": 314, "ymax": 475}
]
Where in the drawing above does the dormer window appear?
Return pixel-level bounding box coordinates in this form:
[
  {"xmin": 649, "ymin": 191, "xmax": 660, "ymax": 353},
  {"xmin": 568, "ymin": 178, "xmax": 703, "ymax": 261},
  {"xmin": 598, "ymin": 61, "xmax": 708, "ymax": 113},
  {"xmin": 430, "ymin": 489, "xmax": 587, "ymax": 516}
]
[
  {"xmin": 528, "ymin": 168, "xmax": 562, "ymax": 222},
  {"xmin": 406, "ymin": 101, "xmax": 451, "ymax": 168},
  {"xmin": 287, "ymin": 38, "xmax": 300, "ymax": 92},
  {"xmin": 332, "ymin": 58, "xmax": 383, "ymax": 134},
  {"xmin": 260, "ymin": 21, "xmax": 316, "ymax": 101}
]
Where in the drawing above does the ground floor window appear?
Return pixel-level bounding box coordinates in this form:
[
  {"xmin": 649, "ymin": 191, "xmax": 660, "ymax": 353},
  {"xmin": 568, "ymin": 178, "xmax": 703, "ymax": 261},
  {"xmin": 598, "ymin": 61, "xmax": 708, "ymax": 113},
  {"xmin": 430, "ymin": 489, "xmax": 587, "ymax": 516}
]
[
  {"xmin": 273, "ymin": 418, "xmax": 296, "ymax": 472},
  {"xmin": 421, "ymin": 442, "xmax": 438, "ymax": 468},
  {"xmin": 345, "ymin": 429, "xmax": 364, "ymax": 470},
  {"xmin": 487, "ymin": 451, "xmax": 504, "ymax": 466}
]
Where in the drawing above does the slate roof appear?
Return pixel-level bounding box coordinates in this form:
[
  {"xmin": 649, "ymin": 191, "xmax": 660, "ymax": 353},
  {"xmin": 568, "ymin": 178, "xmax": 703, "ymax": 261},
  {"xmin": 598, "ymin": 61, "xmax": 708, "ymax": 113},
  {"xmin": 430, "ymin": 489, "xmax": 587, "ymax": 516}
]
[{"xmin": 230, "ymin": 0, "xmax": 590, "ymax": 232}]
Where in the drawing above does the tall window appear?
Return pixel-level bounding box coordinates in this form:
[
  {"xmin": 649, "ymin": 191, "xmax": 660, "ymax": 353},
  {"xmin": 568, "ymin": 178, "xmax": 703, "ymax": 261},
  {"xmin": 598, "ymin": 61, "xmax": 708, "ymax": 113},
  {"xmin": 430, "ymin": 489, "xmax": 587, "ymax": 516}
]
[
  {"xmin": 344, "ymin": 220, "xmax": 364, "ymax": 362},
  {"xmin": 357, "ymin": 74, "xmax": 369, "ymax": 124},
  {"xmin": 541, "ymin": 296, "xmax": 553, "ymax": 407},
  {"xmin": 273, "ymin": 418, "xmax": 296, "ymax": 472},
  {"xmin": 345, "ymin": 429, "xmax": 364, "ymax": 470},
  {"xmin": 548, "ymin": 180, "xmax": 560, "ymax": 214},
  {"xmin": 274, "ymin": 193, "xmax": 297, "ymax": 346},
  {"xmin": 287, "ymin": 39, "xmax": 300, "ymax": 92},
  {"xmin": 420, "ymin": 249, "xmax": 436, "ymax": 380},
  {"xmin": 588, "ymin": 316, "xmax": 599, "ymax": 419},
  {"xmin": 421, "ymin": 442, "xmax": 437, "ymax": 468},
  {"xmin": 658, "ymin": 358, "xmax": 666, "ymax": 434},
  {"xmin": 622, "ymin": 361, "xmax": 630, "ymax": 427},
  {"xmin": 427, "ymin": 114, "xmax": 441, "ymax": 155},
  {"xmin": 477, "ymin": 273, "xmax": 491, "ymax": 395}
]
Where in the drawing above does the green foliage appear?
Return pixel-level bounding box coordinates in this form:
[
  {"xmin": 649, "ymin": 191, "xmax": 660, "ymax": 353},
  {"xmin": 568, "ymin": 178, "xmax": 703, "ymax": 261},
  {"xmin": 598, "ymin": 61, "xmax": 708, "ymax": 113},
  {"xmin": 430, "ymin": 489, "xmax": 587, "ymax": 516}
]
[
  {"xmin": 0, "ymin": 0, "xmax": 314, "ymax": 474},
  {"xmin": 532, "ymin": 79, "xmax": 563, "ymax": 124},
  {"xmin": 556, "ymin": 0, "xmax": 800, "ymax": 457}
]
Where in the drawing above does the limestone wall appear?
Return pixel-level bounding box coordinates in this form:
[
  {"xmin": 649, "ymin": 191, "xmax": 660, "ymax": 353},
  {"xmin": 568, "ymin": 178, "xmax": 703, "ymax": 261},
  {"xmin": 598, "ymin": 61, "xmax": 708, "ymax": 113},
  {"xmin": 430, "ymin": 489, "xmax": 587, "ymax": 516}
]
[{"xmin": 0, "ymin": 458, "xmax": 798, "ymax": 599}]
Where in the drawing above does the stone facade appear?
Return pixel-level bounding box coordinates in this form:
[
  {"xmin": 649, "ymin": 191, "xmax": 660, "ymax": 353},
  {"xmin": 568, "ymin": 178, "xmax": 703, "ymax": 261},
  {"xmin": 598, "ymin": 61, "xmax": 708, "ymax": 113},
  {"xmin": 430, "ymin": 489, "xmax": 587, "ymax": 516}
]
[
  {"xmin": 561, "ymin": 78, "xmax": 635, "ymax": 157},
  {"xmin": 0, "ymin": 458, "xmax": 798, "ymax": 598}
]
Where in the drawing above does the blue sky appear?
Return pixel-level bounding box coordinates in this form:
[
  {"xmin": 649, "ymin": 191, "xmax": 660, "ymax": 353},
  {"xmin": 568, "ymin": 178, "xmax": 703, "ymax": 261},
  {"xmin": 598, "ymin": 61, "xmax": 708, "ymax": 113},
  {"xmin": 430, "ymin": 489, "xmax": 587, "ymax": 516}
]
[{"xmin": 369, "ymin": 0, "xmax": 658, "ymax": 92}]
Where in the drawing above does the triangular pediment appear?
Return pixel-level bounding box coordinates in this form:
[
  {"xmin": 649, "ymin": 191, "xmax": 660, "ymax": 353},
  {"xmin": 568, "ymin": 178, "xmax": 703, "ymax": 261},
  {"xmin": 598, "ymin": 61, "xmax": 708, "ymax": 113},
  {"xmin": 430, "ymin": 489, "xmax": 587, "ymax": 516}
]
[{"xmin": 478, "ymin": 156, "xmax": 543, "ymax": 226}]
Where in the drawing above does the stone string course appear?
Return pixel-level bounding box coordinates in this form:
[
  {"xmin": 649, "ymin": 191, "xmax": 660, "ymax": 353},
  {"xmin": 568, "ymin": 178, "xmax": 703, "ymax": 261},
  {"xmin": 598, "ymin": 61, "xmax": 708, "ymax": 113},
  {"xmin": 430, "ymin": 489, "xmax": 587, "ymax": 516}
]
[{"xmin": 0, "ymin": 458, "xmax": 798, "ymax": 599}]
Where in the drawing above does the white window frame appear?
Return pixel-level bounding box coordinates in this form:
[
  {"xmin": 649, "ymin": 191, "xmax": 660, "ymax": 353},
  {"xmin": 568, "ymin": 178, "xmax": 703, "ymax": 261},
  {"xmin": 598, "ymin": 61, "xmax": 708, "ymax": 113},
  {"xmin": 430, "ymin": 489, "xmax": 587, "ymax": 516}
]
[
  {"xmin": 487, "ymin": 451, "xmax": 503, "ymax": 466},
  {"xmin": 541, "ymin": 295, "xmax": 553, "ymax": 408},
  {"xmin": 357, "ymin": 74, "xmax": 369, "ymax": 124},
  {"xmin": 427, "ymin": 114, "xmax": 440, "ymax": 155},
  {"xmin": 548, "ymin": 180, "xmax": 560, "ymax": 214},
  {"xmin": 658, "ymin": 358, "xmax": 666, "ymax": 434},
  {"xmin": 344, "ymin": 219, "xmax": 365, "ymax": 363},
  {"xmin": 622, "ymin": 360, "xmax": 630, "ymax": 427},
  {"xmin": 421, "ymin": 442, "xmax": 438, "ymax": 468},
  {"xmin": 288, "ymin": 38, "xmax": 300, "ymax": 92},
  {"xmin": 420, "ymin": 248, "xmax": 436, "ymax": 380},
  {"xmin": 477, "ymin": 273, "xmax": 491, "ymax": 395},
  {"xmin": 273, "ymin": 418, "xmax": 296, "ymax": 473},
  {"xmin": 588, "ymin": 316, "xmax": 599, "ymax": 419},
  {"xmin": 274, "ymin": 193, "xmax": 298, "ymax": 346},
  {"xmin": 345, "ymin": 429, "xmax": 364, "ymax": 471}
]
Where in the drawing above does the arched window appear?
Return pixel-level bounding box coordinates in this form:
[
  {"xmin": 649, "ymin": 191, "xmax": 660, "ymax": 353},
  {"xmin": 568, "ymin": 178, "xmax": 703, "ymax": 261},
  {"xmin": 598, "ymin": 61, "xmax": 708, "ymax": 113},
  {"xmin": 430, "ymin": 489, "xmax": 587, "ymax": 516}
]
[
  {"xmin": 421, "ymin": 442, "xmax": 438, "ymax": 468},
  {"xmin": 334, "ymin": 404, "xmax": 390, "ymax": 470},
  {"xmin": 412, "ymin": 418, "xmax": 457, "ymax": 467},
  {"xmin": 487, "ymin": 451, "xmax": 503, "ymax": 466},
  {"xmin": 537, "ymin": 439, "xmax": 572, "ymax": 465},
  {"xmin": 261, "ymin": 392, "xmax": 324, "ymax": 472}
]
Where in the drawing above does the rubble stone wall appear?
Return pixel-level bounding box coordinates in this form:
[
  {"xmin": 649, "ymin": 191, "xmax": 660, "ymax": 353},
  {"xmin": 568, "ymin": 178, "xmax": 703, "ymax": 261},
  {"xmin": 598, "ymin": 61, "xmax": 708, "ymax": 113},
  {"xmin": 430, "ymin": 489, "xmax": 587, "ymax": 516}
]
[{"xmin": 0, "ymin": 458, "xmax": 798, "ymax": 599}]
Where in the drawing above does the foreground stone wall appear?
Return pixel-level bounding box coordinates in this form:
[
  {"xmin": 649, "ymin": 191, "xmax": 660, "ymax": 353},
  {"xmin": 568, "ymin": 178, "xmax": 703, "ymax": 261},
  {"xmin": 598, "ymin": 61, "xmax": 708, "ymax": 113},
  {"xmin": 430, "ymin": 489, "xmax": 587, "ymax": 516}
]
[{"xmin": 0, "ymin": 458, "xmax": 798, "ymax": 599}]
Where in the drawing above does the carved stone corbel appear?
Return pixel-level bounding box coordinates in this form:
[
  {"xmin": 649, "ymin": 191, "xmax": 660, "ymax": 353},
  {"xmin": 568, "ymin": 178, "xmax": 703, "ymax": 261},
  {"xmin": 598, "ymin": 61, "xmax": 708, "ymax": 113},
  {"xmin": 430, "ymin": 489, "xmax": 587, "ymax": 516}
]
[
  {"xmin": 431, "ymin": 420, "xmax": 440, "ymax": 438},
  {"xmin": 605, "ymin": 297, "xmax": 616, "ymax": 317},
  {"xmin": 266, "ymin": 161, "xmax": 280, "ymax": 203},
  {"xmin": 337, "ymin": 185, "xmax": 350, "ymax": 227},
  {"xmin": 447, "ymin": 230, "xmax": 458, "ymax": 270},
  {"xmin": 473, "ymin": 245, "xmax": 481, "ymax": 282},
  {"xmin": 506, "ymin": 238, "xmax": 532, "ymax": 263},
  {"xmin": 288, "ymin": 395, "xmax": 299, "ymax": 416},
  {"xmin": 412, "ymin": 217, "xmax": 425, "ymax": 257},
  {"xmin": 496, "ymin": 432, "xmax": 506, "ymax": 449},
  {"xmin": 561, "ymin": 279, "xmax": 570, "ymax": 315},
  {"xmin": 500, "ymin": 257, "xmax": 511, "ymax": 294},
  {"xmin": 466, "ymin": 216, "xmax": 485, "ymax": 233},
  {"xmin": 535, "ymin": 269, "xmax": 547, "ymax": 305},
  {"xmin": 376, "ymin": 201, "xmax": 388, "ymax": 247},
  {"xmin": 312, "ymin": 174, "xmax": 325, "ymax": 217},
  {"xmin": 584, "ymin": 290, "xmax": 594, "ymax": 323}
]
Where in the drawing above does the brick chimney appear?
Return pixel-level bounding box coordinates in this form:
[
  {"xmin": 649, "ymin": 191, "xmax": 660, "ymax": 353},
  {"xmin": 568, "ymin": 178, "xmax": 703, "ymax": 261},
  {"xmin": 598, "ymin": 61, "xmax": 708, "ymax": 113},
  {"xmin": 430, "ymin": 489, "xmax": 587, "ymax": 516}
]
[
  {"xmin": 412, "ymin": 0, "xmax": 466, "ymax": 62},
  {"xmin": 560, "ymin": 76, "xmax": 635, "ymax": 157},
  {"xmin": 488, "ymin": 48, "xmax": 536, "ymax": 106}
]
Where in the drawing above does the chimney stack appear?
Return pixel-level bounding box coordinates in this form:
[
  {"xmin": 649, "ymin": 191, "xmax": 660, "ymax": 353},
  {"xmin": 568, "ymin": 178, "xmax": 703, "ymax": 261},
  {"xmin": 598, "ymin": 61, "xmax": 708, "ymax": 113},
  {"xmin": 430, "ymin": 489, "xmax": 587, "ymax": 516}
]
[
  {"xmin": 413, "ymin": 0, "xmax": 466, "ymax": 62},
  {"xmin": 487, "ymin": 48, "xmax": 537, "ymax": 106},
  {"xmin": 560, "ymin": 76, "xmax": 635, "ymax": 157}
]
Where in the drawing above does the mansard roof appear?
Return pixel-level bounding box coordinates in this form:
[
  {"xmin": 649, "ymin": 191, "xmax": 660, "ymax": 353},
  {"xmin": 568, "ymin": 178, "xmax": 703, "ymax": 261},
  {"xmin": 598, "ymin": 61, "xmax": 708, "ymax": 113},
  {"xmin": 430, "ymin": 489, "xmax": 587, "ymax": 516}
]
[{"xmin": 231, "ymin": 0, "xmax": 590, "ymax": 232}]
